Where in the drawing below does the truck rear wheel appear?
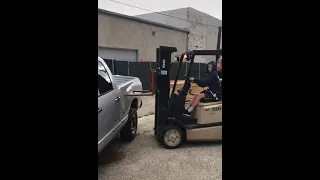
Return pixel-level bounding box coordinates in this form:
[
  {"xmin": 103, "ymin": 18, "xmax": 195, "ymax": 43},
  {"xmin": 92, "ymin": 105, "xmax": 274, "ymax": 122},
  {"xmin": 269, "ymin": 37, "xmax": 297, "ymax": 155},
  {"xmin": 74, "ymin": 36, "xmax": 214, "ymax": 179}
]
[{"xmin": 121, "ymin": 108, "xmax": 138, "ymax": 142}]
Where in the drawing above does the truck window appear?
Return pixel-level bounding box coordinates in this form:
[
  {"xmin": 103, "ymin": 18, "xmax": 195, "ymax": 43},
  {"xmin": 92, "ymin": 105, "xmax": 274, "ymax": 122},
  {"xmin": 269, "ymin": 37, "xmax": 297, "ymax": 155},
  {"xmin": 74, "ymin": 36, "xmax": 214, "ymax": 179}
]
[{"xmin": 98, "ymin": 73, "xmax": 113, "ymax": 95}]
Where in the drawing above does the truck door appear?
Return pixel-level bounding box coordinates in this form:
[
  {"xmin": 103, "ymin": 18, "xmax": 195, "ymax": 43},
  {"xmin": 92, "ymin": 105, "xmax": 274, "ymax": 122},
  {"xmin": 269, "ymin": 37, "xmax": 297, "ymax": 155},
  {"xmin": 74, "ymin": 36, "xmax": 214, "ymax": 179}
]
[{"xmin": 98, "ymin": 70, "xmax": 121, "ymax": 144}]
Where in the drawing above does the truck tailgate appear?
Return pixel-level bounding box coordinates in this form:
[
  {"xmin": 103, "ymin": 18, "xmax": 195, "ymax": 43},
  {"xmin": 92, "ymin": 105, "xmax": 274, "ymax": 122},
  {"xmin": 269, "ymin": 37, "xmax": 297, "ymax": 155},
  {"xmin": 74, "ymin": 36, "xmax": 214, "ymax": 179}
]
[{"xmin": 113, "ymin": 75, "xmax": 139, "ymax": 87}]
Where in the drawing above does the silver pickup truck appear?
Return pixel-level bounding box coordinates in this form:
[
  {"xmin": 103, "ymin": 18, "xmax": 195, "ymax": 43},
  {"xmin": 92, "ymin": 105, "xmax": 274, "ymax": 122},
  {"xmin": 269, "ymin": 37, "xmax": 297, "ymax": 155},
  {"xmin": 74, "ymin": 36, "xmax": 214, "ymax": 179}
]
[{"xmin": 98, "ymin": 57, "xmax": 143, "ymax": 153}]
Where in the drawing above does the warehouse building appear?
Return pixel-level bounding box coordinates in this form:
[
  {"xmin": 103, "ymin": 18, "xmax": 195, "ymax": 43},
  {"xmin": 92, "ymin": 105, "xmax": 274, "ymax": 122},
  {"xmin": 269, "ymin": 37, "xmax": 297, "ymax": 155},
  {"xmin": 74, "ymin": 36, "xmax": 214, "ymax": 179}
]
[
  {"xmin": 136, "ymin": 7, "xmax": 222, "ymax": 63},
  {"xmin": 98, "ymin": 9, "xmax": 189, "ymax": 62}
]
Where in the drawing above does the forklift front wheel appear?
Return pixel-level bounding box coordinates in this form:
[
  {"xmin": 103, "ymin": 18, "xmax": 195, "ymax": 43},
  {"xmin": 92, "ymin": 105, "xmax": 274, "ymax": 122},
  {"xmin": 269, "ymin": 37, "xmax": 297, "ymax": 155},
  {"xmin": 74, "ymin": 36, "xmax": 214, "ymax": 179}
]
[{"xmin": 162, "ymin": 125, "xmax": 184, "ymax": 149}]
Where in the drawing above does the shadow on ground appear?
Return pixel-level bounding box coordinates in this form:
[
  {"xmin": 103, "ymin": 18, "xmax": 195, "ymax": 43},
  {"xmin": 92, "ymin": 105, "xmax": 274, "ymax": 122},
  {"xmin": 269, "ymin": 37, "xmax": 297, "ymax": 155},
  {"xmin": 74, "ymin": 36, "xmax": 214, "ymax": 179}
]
[
  {"xmin": 98, "ymin": 125, "xmax": 221, "ymax": 167},
  {"xmin": 183, "ymin": 141, "xmax": 222, "ymax": 148},
  {"xmin": 98, "ymin": 137, "xmax": 128, "ymax": 167}
]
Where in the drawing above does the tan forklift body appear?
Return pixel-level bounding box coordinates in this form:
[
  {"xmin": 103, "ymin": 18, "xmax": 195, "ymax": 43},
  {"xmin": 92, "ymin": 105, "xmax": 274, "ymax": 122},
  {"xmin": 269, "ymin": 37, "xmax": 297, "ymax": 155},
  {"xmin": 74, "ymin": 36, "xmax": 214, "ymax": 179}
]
[{"xmin": 187, "ymin": 101, "xmax": 222, "ymax": 141}]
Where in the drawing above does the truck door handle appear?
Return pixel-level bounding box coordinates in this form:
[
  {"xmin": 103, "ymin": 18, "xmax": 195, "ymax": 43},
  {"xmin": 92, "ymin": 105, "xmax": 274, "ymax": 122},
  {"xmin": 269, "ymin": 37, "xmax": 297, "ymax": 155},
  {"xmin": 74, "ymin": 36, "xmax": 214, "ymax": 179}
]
[
  {"xmin": 98, "ymin": 107, "xmax": 102, "ymax": 113},
  {"xmin": 115, "ymin": 96, "xmax": 121, "ymax": 102}
]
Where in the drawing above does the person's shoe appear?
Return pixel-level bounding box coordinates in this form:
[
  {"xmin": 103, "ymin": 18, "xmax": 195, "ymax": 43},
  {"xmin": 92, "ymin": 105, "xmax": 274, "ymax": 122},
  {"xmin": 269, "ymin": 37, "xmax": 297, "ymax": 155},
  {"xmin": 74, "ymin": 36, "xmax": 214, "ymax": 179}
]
[{"xmin": 183, "ymin": 110, "xmax": 191, "ymax": 116}]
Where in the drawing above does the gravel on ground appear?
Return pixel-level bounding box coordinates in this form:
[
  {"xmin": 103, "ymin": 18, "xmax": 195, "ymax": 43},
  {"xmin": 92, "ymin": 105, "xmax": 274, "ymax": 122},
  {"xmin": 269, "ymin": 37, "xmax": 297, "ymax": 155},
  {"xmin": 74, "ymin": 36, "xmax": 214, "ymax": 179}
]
[{"xmin": 98, "ymin": 96, "xmax": 222, "ymax": 180}]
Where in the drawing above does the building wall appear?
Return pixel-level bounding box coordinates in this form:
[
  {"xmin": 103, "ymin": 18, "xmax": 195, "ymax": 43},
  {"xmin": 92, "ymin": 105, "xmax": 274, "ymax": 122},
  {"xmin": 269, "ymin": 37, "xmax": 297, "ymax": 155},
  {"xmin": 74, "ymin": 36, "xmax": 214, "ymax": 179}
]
[
  {"xmin": 136, "ymin": 7, "xmax": 222, "ymax": 63},
  {"xmin": 136, "ymin": 8, "xmax": 189, "ymax": 29},
  {"xmin": 98, "ymin": 11, "xmax": 188, "ymax": 62}
]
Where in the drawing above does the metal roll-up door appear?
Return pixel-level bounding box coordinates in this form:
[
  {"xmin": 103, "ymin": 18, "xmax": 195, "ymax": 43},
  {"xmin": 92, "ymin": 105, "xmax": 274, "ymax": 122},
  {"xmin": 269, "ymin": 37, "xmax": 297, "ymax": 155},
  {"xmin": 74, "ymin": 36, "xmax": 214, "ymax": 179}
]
[{"xmin": 98, "ymin": 47, "xmax": 137, "ymax": 62}]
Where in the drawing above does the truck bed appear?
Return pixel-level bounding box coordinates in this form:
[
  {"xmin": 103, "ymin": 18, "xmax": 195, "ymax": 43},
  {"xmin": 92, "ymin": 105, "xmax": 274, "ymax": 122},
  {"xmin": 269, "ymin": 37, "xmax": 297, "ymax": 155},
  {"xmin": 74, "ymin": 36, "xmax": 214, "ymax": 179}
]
[
  {"xmin": 112, "ymin": 75, "xmax": 143, "ymax": 94},
  {"xmin": 112, "ymin": 75, "xmax": 138, "ymax": 87}
]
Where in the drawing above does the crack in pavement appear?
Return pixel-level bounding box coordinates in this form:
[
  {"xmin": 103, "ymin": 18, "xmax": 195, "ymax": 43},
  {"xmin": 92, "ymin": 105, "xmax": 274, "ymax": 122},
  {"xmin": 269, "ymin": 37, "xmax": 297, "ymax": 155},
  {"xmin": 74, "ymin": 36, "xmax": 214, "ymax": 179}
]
[{"xmin": 138, "ymin": 112, "xmax": 155, "ymax": 118}]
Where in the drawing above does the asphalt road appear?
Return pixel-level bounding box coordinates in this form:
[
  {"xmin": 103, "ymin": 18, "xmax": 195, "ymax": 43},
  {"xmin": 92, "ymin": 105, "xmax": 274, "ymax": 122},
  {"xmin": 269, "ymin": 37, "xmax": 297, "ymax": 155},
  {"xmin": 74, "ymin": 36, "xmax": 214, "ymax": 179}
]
[{"xmin": 98, "ymin": 97, "xmax": 222, "ymax": 180}]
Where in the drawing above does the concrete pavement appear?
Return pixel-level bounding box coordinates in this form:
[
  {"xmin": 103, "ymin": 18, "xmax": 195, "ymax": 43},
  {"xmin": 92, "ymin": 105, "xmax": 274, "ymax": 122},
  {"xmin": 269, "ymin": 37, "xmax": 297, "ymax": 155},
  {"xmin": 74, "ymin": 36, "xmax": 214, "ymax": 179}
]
[{"xmin": 98, "ymin": 96, "xmax": 222, "ymax": 180}]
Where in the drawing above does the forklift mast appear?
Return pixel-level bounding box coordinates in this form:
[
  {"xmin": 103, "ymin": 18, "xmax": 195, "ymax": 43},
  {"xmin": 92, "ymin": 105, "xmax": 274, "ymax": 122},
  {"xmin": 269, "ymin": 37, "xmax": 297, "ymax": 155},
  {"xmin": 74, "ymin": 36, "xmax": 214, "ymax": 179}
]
[
  {"xmin": 154, "ymin": 46, "xmax": 177, "ymax": 138},
  {"xmin": 154, "ymin": 46, "xmax": 222, "ymax": 140}
]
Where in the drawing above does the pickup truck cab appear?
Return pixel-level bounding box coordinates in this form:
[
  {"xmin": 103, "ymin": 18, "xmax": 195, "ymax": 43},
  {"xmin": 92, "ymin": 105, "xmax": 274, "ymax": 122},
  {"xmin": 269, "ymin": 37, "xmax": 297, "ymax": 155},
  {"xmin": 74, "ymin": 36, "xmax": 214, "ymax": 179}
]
[{"xmin": 98, "ymin": 57, "xmax": 142, "ymax": 153}]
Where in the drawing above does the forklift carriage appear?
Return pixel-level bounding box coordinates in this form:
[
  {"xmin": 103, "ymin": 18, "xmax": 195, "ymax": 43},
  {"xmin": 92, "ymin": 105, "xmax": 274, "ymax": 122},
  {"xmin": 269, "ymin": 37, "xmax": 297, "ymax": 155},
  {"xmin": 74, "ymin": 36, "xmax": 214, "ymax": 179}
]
[{"xmin": 154, "ymin": 46, "xmax": 222, "ymax": 149}]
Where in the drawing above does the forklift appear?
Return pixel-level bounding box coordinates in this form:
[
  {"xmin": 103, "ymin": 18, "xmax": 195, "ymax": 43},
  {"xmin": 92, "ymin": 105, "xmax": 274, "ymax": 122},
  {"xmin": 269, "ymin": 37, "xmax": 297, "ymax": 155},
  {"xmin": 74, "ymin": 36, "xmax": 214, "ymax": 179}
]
[{"xmin": 153, "ymin": 46, "xmax": 222, "ymax": 149}]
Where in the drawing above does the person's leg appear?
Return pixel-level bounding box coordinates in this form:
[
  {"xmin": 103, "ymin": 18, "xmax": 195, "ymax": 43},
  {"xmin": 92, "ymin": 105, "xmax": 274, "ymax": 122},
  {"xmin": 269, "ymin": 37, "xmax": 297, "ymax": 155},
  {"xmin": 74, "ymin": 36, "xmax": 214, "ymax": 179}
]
[
  {"xmin": 185, "ymin": 93, "xmax": 198, "ymax": 110},
  {"xmin": 184, "ymin": 93, "xmax": 205, "ymax": 114},
  {"xmin": 189, "ymin": 93, "xmax": 205, "ymax": 110}
]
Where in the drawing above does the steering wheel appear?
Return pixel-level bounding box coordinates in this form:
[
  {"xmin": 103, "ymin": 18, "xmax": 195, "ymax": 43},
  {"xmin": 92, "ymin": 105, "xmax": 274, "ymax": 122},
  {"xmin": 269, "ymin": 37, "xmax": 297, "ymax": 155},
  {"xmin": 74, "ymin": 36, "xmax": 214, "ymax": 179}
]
[
  {"xmin": 184, "ymin": 79, "xmax": 194, "ymax": 96},
  {"xmin": 178, "ymin": 88, "xmax": 193, "ymax": 95},
  {"xmin": 188, "ymin": 89, "xmax": 195, "ymax": 96},
  {"xmin": 176, "ymin": 79, "xmax": 192, "ymax": 94}
]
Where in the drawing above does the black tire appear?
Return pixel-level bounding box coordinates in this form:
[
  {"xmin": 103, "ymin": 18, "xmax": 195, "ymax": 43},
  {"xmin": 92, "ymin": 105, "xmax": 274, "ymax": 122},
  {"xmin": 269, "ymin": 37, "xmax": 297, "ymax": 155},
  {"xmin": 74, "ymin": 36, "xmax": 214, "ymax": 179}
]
[
  {"xmin": 120, "ymin": 108, "xmax": 138, "ymax": 142},
  {"xmin": 161, "ymin": 125, "xmax": 185, "ymax": 149}
]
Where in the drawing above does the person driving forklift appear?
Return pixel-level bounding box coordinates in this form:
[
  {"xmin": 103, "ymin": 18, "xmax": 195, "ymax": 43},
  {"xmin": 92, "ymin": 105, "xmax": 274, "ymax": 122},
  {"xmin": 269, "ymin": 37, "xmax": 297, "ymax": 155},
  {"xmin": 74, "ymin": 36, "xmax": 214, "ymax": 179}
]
[{"xmin": 184, "ymin": 61, "xmax": 220, "ymax": 115}]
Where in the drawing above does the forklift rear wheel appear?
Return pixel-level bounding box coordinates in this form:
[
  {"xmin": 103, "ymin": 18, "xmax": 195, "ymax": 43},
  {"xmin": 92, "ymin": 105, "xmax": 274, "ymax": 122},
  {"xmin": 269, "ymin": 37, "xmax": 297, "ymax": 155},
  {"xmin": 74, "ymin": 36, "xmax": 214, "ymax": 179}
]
[
  {"xmin": 162, "ymin": 125, "xmax": 184, "ymax": 149},
  {"xmin": 121, "ymin": 108, "xmax": 138, "ymax": 142}
]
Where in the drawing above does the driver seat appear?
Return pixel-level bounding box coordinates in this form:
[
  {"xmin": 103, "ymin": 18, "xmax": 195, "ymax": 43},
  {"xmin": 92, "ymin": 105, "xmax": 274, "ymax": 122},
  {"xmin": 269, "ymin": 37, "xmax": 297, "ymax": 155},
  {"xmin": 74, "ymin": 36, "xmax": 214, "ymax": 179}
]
[
  {"xmin": 200, "ymin": 78, "xmax": 222, "ymax": 103},
  {"xmin": 200, "ymin": 92, "xmax": 222, "ymax": 103},
  {"xmin": 200, "ymin": 97, "xmax": 218, "ymax": 103}
]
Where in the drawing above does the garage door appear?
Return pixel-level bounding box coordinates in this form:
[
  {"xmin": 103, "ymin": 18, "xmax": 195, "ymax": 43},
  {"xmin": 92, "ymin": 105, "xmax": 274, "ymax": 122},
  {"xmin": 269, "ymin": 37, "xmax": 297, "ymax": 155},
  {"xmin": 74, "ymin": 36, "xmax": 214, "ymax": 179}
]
[{"xmin": 98, "ymin": 47, "xmax": 137, "ymax": 62}]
